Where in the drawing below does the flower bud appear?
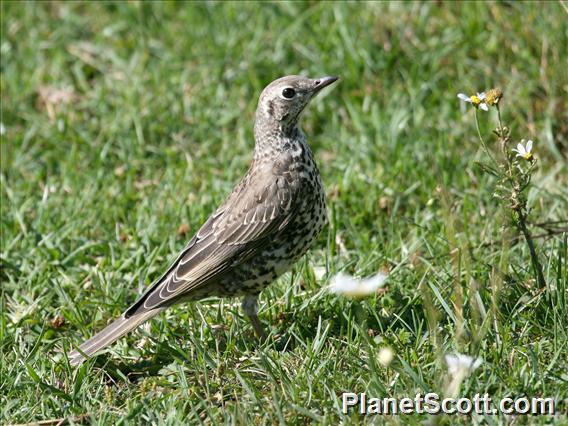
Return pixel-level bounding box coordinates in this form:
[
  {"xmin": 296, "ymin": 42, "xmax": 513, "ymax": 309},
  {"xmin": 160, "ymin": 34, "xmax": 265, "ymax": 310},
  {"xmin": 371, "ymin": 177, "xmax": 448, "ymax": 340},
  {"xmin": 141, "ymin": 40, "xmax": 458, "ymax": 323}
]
[{"xmin": 486, "ymin": 88, "xmax": 503, "ymax": 106}]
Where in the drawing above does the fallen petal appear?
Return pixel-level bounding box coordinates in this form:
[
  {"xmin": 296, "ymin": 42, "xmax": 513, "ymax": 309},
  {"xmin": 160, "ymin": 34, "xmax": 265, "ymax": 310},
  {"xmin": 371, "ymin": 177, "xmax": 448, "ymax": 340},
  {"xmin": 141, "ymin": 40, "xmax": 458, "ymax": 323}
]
[{"xmin": 329, "ymin": 272, "xmax": 388, "ymax": 298}]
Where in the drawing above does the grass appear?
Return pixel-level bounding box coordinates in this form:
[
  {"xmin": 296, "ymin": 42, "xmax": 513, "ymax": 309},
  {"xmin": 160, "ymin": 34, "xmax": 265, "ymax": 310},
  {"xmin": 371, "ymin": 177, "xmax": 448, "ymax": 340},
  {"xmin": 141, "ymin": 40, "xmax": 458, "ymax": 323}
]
[{"xmin": 1, "ymin": 1, "xmax": 567, "ymax": 424}]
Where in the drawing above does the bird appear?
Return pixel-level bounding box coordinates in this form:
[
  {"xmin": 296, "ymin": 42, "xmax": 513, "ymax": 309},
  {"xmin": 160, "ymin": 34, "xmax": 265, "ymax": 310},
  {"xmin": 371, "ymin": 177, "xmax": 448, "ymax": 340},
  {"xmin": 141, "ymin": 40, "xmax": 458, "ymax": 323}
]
[{"xmin": 69, "ymin": 75, "xmax": 339, "ymax": 366}]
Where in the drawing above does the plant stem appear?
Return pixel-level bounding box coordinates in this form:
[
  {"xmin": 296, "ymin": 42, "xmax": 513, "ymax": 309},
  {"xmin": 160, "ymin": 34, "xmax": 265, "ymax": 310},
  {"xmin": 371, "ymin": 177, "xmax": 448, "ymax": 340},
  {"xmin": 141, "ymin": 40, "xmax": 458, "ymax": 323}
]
[
  {"xmin": 496, "ymin": 105, "xmax": 510, "ymax": 164},
  {"xmin": 516, "ymin": 208, "xmax": 546, "ymax": 288},
  {"xmin": 474, "ymin": 110, "xmax": 499, "ymax": 168},
  {"xmin": 496, "ymin": 105, "xmax": 504, "ymax": 135},
  {"xmin": 494, "ymin": 104, "xmax": 517, "ymax": 190}
]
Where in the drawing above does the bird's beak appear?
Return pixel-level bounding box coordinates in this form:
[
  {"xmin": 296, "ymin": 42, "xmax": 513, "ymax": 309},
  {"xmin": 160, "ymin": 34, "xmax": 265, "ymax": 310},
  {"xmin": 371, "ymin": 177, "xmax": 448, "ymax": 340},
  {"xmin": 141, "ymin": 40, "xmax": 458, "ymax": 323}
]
[{"xmin": 312, "ymin": 76, "xmax": 339, "ymax": 94}]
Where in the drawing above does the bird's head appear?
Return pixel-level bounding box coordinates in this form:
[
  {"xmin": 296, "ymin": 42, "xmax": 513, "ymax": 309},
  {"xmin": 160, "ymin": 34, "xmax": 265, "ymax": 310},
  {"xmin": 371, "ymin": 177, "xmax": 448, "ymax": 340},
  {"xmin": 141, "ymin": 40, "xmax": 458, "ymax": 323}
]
[{"xmin": 255, "ymin": 75, "xmax": 339, "ymax": 136}]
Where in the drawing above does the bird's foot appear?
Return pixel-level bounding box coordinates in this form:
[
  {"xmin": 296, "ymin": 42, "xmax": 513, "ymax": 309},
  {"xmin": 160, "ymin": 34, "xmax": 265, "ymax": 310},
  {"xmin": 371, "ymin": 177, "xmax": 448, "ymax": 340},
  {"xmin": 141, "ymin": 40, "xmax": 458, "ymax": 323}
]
[
  {"xmin": 242, "ymin": 294, "xmax": 268, "ymax": 343},
  {"xmin": 248, "ymin": 313, "xmax": 268, "ymax": 342}
]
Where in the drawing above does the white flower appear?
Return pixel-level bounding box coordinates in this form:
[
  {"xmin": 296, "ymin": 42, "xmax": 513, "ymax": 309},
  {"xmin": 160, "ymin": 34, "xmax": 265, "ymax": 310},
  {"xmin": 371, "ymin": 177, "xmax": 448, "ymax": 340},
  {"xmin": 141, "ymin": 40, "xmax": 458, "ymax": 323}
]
[
  {"xmin": 512, "ymin": 139, "xmax": 534, "ymax": 160},
  {"xmin": 445, "ymin": 353, "xmax": 483, "ymax": 376},
  {"xmin": 378, "ymin": 347, "xmax": 395, "ymax": 366},
  {"xmin": 457, "ymin": 92, "xmax": 489, "ymax": 111},
  {"xmin": 329, "ymin": 272, "xmax": 388, "ymax": 298},
  {"xmin": 444, "ymin": 353, "xmax": 483, "ymax": 397}
]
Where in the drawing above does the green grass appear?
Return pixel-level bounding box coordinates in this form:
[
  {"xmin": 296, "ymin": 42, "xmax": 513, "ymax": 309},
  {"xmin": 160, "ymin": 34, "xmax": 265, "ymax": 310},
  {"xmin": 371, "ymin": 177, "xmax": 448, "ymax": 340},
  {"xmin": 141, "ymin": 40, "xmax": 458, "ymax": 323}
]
[{"xmin": 1, "ymin": 1, "xmax": 567, "ymax": 424}]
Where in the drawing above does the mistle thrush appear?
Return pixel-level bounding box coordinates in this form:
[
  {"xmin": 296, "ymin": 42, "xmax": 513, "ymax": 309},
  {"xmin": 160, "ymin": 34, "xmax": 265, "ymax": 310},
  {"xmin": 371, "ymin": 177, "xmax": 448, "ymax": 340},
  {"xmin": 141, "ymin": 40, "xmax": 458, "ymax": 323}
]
[{"xmin": 69, "ymin": 75, "xmax": 339, "ymax": 366}]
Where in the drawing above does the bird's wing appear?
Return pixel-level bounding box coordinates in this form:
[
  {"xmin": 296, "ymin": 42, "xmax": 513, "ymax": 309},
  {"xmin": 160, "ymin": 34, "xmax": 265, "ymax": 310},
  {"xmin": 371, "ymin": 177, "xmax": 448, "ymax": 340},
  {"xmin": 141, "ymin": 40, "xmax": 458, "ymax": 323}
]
[{"xmin": 125, "ymin": 159, "xmax": 301, "ymax": 316}]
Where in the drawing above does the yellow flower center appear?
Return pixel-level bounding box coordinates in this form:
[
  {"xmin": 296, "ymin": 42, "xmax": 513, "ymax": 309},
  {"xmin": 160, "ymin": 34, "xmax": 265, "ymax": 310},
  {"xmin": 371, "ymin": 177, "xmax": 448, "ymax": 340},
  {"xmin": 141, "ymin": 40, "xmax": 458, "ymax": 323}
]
[
  {"xmin": 524, "ymin": 152, "xmax": 533, "ymax": 160},
  {"xmin": 470, "ymin": 95, "xmax": 481, "ymax": 106}
]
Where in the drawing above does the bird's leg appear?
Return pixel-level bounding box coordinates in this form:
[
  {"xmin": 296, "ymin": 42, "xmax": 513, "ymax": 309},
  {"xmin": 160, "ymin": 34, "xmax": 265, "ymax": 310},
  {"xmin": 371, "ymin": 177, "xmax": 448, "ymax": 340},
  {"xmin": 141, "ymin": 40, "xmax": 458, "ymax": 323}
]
[{"xmin": 242, "ymin": 294, "xmax": 268, "ymax": 341}]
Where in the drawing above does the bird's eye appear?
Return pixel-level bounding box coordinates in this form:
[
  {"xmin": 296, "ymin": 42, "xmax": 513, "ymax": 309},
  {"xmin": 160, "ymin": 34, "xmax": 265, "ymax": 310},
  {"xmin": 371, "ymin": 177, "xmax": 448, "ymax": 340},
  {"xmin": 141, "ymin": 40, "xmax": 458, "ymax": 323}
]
[{"xmin": 282, "ymin": 88, "xmax": 296, "ymax": 99}]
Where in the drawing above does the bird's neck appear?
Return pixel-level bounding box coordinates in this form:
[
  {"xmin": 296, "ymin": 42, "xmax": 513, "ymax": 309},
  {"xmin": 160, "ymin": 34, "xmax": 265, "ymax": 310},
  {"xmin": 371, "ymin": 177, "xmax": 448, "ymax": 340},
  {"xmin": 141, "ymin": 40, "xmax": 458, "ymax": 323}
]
[{"xmin": 253, "ymin": 115, "xmax": 305, "ymax": 161}]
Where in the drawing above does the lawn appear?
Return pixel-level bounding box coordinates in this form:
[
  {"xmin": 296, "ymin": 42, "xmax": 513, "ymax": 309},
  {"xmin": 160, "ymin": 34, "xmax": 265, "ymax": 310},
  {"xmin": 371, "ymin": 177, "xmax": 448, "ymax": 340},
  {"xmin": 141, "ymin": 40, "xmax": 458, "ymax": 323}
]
[{"xmin": 1, "ymin": 1, "xmax": 567, "ymax": 424}]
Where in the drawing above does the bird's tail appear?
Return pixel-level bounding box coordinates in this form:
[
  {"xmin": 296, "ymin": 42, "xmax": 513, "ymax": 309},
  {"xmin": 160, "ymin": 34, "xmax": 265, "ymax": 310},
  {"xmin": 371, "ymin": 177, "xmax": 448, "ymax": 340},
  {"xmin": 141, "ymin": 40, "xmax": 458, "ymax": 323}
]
[{"xmin": 69, "ymin": 309, "xmax": 162, "ymax": 366}]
